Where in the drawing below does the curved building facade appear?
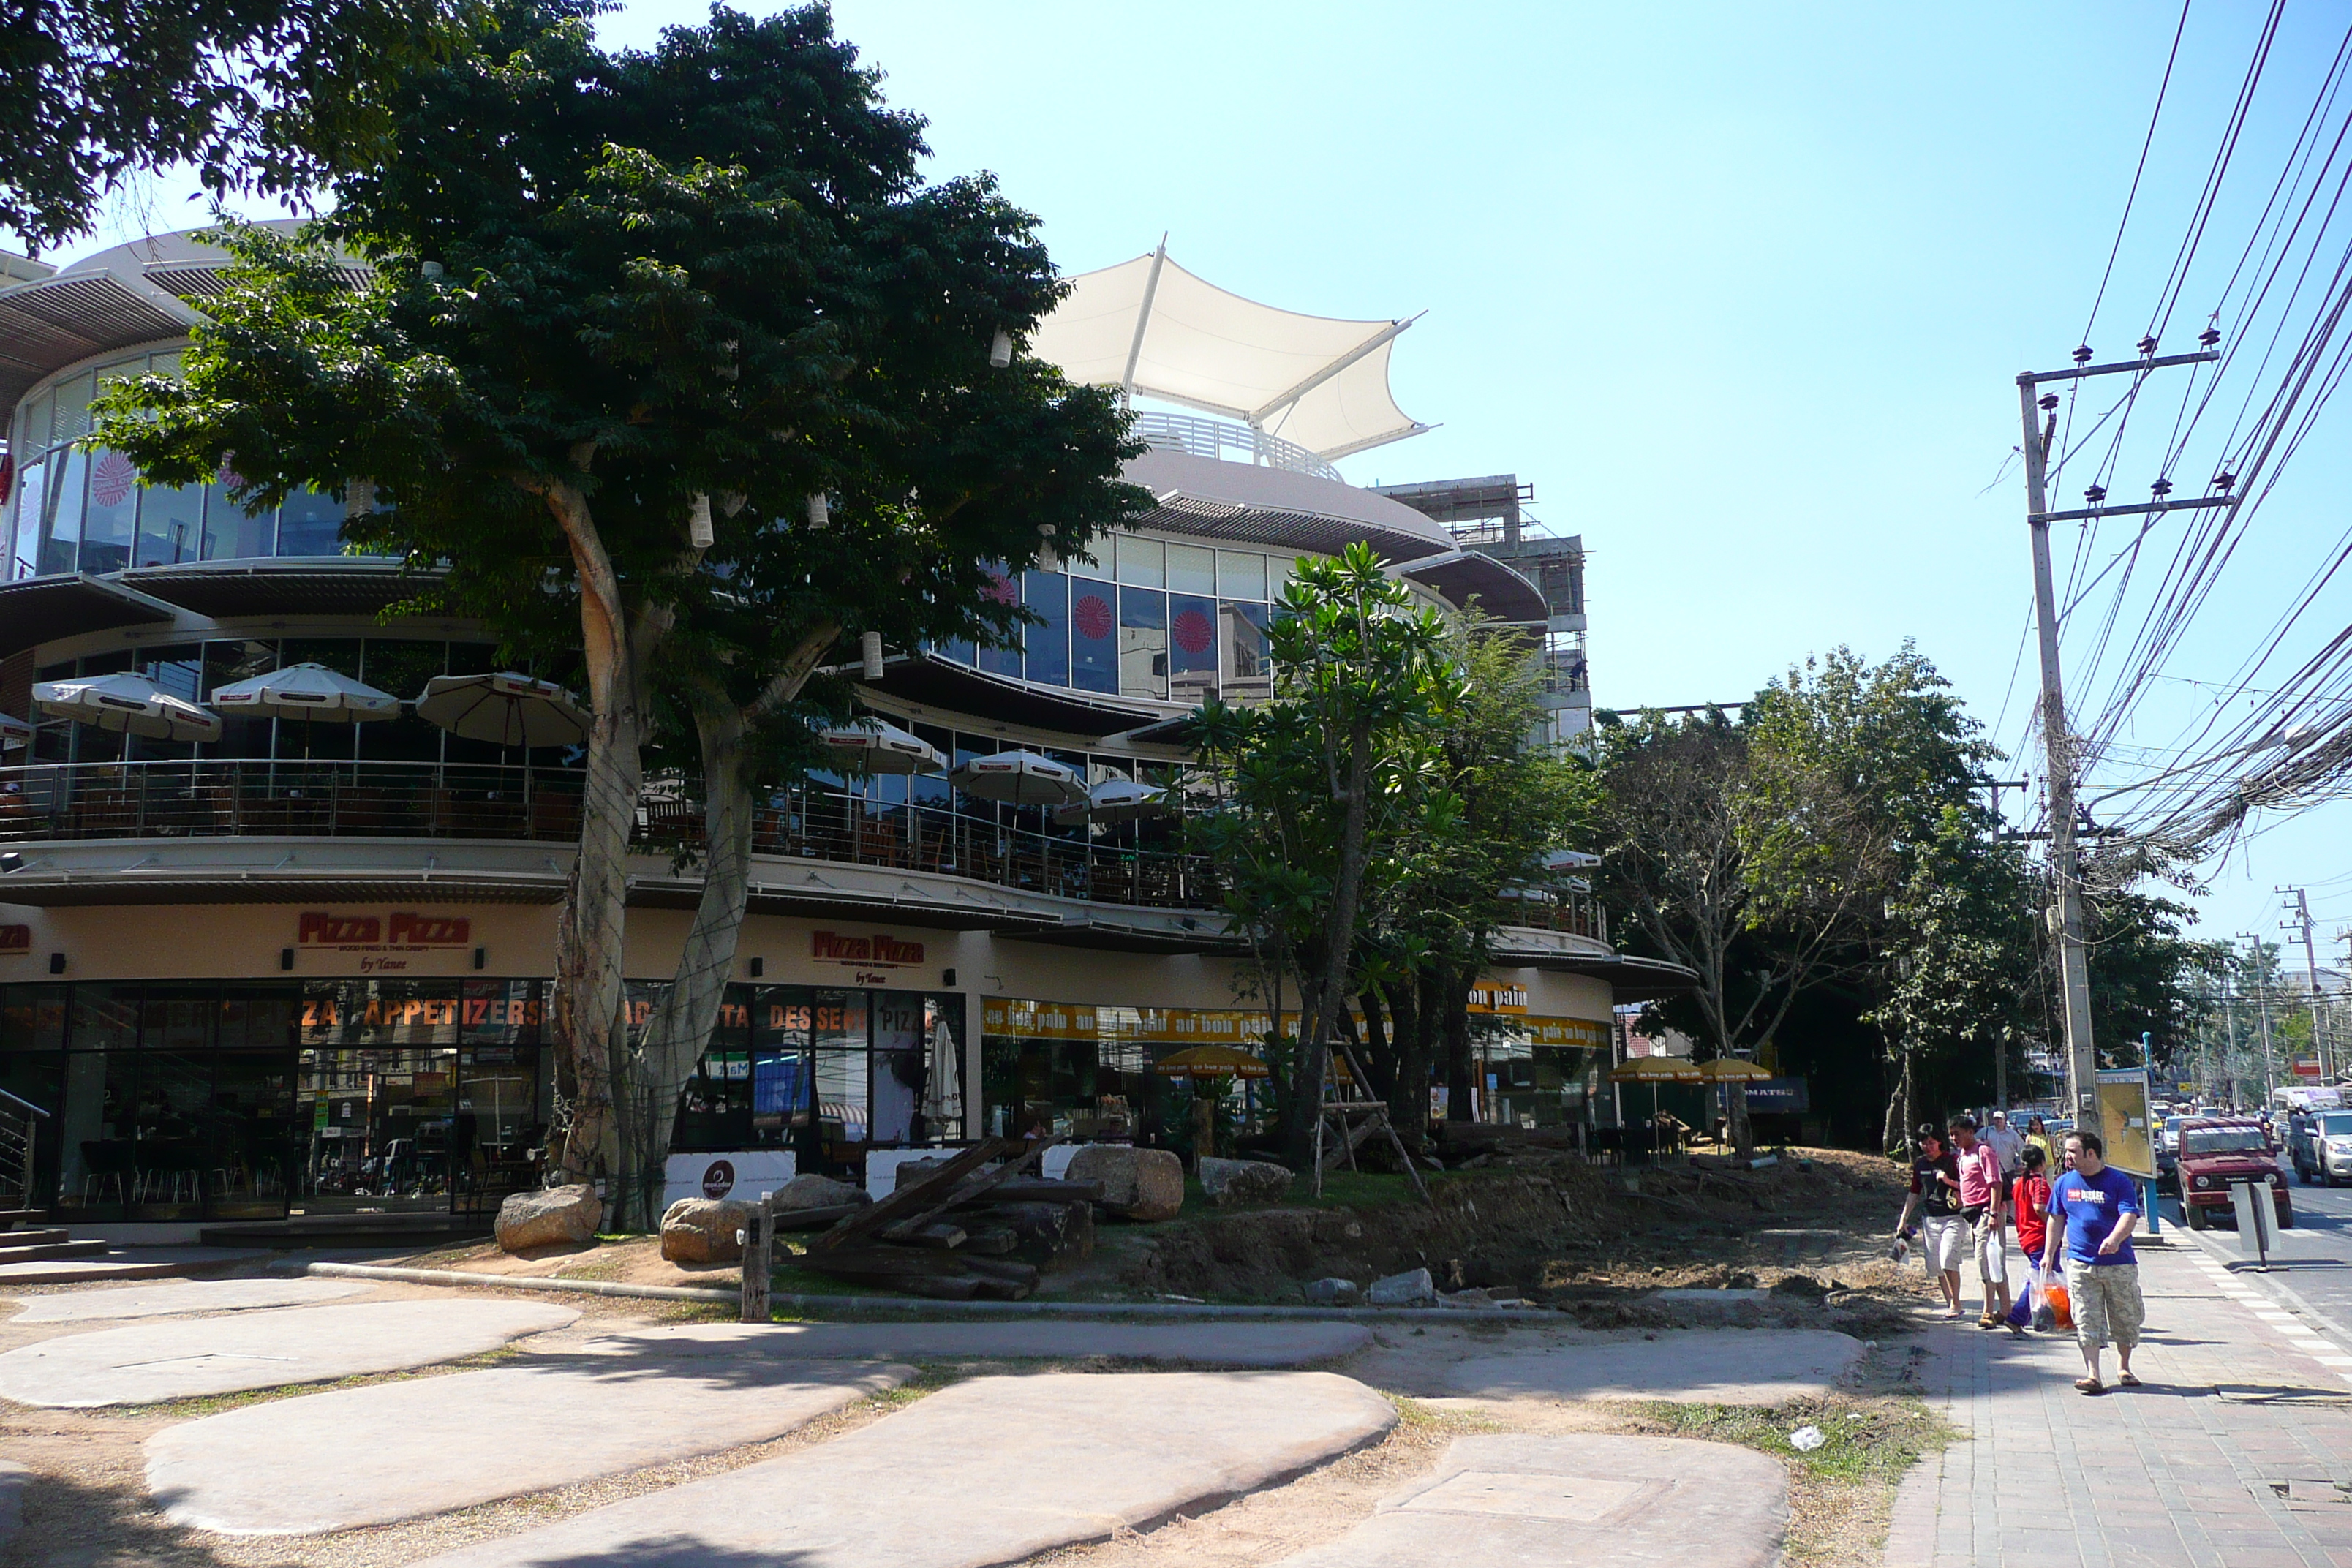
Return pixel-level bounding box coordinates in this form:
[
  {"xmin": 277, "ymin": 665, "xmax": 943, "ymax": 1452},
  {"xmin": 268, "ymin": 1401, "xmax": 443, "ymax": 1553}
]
[{"xmin": 0, "ymin": 230, "xmax": 1667, "ymax": 1229}]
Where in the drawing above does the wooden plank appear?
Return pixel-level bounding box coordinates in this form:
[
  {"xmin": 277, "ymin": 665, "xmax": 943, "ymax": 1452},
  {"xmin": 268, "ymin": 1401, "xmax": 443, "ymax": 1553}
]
[
  {"xmin": 886, "ymin": 1135, "xmax": 1063, "ymax": 1241},
  {"xmin": 739, "ymin": 1196, "xmax": 773, "ymax": 1322},
  {"xmin": 801, "ymin": 1139, "xmax": 1012, "ymax": 1255},
  {"xmin": 771, "ymin": 1202, "xmax": 867, "ymax": 1232},
  {"xmin": 1316, "ymin": 1115, "xmax": 1380, "ymax": 1173},
  {"xmin": 957, "ymin": 1178, "xmax": 1101, "ymax": 1207}
]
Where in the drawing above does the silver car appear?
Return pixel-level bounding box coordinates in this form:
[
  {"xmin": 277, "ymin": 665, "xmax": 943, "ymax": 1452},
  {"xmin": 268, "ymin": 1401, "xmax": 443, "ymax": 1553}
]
[{"xmin": 2302, "ymin": 1109, "xmax": 2352, "ymax": 1186}]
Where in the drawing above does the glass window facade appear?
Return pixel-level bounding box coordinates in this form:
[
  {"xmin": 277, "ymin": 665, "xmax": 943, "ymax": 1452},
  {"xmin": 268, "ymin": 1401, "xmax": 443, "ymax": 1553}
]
[
  {"xmin": 652, "ymin": 983, "xmax": 965, "ymax": 1179},
  {"xmin": 3, "ymin": 347, "xmax": 385, "ymax": 581},
  {"xmin": 2, "ymin": 978, "xmax": 549, "ymax": 1220},
  {"xmin": 937, "ymin": 533, "xmax": 1293, "ymax": 706}
]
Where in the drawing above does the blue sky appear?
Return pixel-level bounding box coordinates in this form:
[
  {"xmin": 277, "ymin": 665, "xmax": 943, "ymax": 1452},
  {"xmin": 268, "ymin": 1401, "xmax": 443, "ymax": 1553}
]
[{"xmin": 64, "ymin": 1, "xmax": 2352, "ymax": 953}]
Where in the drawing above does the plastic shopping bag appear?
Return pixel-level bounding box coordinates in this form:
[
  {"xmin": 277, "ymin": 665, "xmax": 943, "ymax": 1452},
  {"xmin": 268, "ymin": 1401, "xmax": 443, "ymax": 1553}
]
[
  {"xmin": 2007, "ymin": 1267, "xmax": 2037, "ymax": 1329},
  {"xmin": 2042, "ymin": 1273, "xmax": 2073, "ymax": 1332}
]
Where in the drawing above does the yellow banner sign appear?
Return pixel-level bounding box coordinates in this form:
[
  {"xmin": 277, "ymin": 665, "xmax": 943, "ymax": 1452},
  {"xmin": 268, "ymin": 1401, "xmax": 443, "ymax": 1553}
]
[{"xmin": 983, "ymin": 996, "xmax": 1609, "ymax": 1051}]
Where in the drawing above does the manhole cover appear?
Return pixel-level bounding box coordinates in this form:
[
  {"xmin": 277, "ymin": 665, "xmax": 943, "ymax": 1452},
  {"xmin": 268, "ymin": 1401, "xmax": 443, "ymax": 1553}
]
[{"xmin": 1398, "ymin": 1471, "xmax": 1653, "ymax": 1523}]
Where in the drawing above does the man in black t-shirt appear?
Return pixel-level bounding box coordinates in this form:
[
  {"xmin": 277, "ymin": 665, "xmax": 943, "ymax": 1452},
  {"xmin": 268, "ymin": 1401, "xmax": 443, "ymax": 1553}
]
[{"xmin": 1895, "ymin": 1128, "xmax": 1967, "ymax": 1319}]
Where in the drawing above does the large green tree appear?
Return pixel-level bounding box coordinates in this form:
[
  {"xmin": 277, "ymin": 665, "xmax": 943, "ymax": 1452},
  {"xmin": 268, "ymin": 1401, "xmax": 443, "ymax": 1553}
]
[
  {"xmin": 95, "ymin": 1, "xmax": 1142, "ymax": 1202},
  {"xmin": 1191, "ymin": 544, "xmax": 1453, "ymax": 1167}
]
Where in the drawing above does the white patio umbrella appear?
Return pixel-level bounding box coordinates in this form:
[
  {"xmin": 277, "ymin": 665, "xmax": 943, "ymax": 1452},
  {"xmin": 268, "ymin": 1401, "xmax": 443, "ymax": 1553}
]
[
  {"xmin": 0, "ymin": 712, "xmax": 29, "ymax": 751},
  {"xmin": 819, "ymin": 717, "xmax": 946, "ymax": 774},
  {"xmin": 1052, "ymin": 777, "xmax": 1169, "ymax": 825},
  {"xmin": 950, "ymin": 749, "xmax": 1088, "ymax": 807},
  {"xmin": 210, "ymin": 663, "xmax": 402, "ymax": 722},
  {"xmin": 415, "ymin": 672, "xmax": 590, "ymax": 749},
  {"xmin": 33, "ymin": 674, "xmax": 222, "ymax": 743}
]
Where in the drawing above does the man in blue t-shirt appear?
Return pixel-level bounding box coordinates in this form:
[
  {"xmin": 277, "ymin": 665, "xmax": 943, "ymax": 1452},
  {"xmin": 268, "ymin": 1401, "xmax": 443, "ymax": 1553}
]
[{"xmin": 2040, "ymin": 1129, "xmax": 2143, "ymax": 1395}]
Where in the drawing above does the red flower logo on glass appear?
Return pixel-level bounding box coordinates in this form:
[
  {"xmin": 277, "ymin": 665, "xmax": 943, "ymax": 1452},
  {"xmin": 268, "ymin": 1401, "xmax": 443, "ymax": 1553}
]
[
  {"xmin": 91, "ymin": 451, "xmax": 137, "ymax": 508},
  {"xmin": 1173, "ymin": 608, "xmax": 1215, "ymax": 655},
  {"xmin": 985, "ymin": 571, "xmax": 1019, "ymax": 606},
  {"xmin": 1073, "ymin": 592, "xmax": 1113, "ymax": 641}
]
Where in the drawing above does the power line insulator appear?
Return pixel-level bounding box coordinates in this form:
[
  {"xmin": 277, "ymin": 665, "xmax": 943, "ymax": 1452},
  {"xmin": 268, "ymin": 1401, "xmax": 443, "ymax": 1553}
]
[
  {"xmin": 2039, "ymin": 393, "xmax": 2061, "ymax": 411},
  {"xmin": 2085, "ymin": 485, "xmax": 2108, "ymax": 505},
  {"xmin": 2137, "ymin": 336, "xmax": 2160, "ymax": 356},
  {"xmin": 2151, "ymin": 478, "xmax": 2174, "ymax": 497},
  {"xmin": 2212, "ymin": 472, "xmax": 2236, "ymax": 492},
  {"xmin": 2073, "ymin": 345, "xmax": 2095, "ymax": 364},
  {"xmin": 2198, "ymin": 327, "xmax": 2222, "ymax": 347}
]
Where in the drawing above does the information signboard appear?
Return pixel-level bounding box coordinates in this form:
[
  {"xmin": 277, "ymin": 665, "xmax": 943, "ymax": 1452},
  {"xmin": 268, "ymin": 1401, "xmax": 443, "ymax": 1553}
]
[{"xmin": 2096, "ymin": 1066, "xmax": 2156, "ymax": 1179}]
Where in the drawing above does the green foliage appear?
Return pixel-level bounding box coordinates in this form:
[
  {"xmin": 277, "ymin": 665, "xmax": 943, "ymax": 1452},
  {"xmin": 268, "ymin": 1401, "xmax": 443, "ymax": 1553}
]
[{"xmin": 0, "ymin": 0, "xmax": 481, "ymax": 250}]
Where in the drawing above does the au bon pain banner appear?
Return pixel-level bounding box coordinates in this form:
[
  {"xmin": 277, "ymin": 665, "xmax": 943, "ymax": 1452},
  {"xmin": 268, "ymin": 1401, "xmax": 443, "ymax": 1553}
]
[{"xmin": 983, "ymin": 994, "xmax": 1608, "ymax": 1052}]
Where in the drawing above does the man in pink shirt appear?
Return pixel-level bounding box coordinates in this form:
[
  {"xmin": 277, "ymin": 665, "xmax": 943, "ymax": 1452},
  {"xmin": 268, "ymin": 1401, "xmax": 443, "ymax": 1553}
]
[{"xmin": 1950, "ymin": 1115, "xmax": 2010, "ymax": 1327}]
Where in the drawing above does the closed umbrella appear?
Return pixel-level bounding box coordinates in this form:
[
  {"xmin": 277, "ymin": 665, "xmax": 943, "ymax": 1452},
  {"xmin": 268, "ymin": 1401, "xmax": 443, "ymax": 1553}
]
[
  {"xmin": 819, "ymin": 717, "xmax": 945, "ymax": 774},
  {"xmin": 1052, "ymin": 777, "xmax": 1169, "ymax": 826},
  {"xmin": 33, "ymin": 674, "xmax": 220, "ymax": 742},
  {"xmin": 210, "ymin": 663, "xmax": 400, "ymax": 722},
  {"xmin": 950, "ymin": 749, "xmax": 1087, "ymax": 807},
  {"xmin": 415, "ymin": 672, "xmax": 589, "ymax": 749}
]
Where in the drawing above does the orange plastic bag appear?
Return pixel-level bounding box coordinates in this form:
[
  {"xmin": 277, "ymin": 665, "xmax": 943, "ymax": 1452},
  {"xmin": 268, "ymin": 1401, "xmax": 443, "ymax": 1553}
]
[{"xmin": 2043, "ymin": 1279, "xmax": 2073, "ymax": 1330}]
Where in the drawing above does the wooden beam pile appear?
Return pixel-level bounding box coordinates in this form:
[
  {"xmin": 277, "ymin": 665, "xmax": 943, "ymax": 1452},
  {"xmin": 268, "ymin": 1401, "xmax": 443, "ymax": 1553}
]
[{"xmin": 744, "ymin": 1139, "xmax": 1102, "ymax": 1311}]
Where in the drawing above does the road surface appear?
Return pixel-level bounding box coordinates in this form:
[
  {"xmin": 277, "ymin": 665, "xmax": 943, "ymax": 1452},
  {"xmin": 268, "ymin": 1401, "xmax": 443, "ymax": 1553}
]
[{"xmin": 2168, "ymin": 1174, "xmax": 2352, "ymax": 1341}]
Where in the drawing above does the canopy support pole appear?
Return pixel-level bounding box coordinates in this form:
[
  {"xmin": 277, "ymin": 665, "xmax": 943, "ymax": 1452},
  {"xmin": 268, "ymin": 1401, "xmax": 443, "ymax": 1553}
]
[{"xmin": 1120, "ymin": 235, "xmax": 1168, "ymax": 409}]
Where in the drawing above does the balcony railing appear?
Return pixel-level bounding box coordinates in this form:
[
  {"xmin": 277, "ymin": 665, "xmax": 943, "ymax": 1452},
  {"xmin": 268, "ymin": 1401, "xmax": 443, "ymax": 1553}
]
[
  {"xmin": 1131, "ymin": 410, "xmax": 1343, "ymax": 483},
  {"xmin": 1500, "ymin": 890, "xmax": 1608, "ymax": 944},
  {"xmin": 0, "ymin": 761, "xmax": 1224, "ymax": 914}
]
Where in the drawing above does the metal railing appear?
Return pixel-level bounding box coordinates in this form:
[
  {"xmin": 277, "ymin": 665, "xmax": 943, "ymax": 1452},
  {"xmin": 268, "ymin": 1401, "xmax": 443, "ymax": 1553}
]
[
  {"xmin": 0, "ymin": 760, "xmax": 1226, "ymax": 914},
  {"xmin": 0, "ymin": 759, "xmax": 586, "ymax": 843},
  {"xmin": 650, "ymin": 787, "xmax": 1221, "ymax": 912},
  {"xmin": 0, "ymin": 1087, "xmax": 49, "ymax": 1213},
  {"xmin": 1131, "ymin": 410, "xmax": 1342, "ymax": 483},
  {"xmin": 1499, "ymin": 890, "xmax": 1608, "ymax": 944}
]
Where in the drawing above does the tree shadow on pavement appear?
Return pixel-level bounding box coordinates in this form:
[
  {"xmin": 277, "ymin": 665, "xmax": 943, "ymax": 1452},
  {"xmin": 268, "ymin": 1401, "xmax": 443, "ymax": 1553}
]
[{"xmin": 13, "ymin": 1469, "xmax": 241, "ymax": 1568}]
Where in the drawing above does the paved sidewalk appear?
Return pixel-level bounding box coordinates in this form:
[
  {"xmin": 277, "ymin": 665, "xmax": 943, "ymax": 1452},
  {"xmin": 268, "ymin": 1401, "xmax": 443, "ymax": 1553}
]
[{"xmin": 1885, "ymin": 1240, "xmax": 2352, "ymax": 1567}]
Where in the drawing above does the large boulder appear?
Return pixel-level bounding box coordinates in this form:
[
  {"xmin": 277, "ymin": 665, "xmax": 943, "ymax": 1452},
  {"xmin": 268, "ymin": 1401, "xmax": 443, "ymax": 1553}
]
[
  {"xmin": 1065, "ymin": 1146, "xmax": 1185, "ymax": 1223},
  {"xmin": 495, "ymin": 1183, "xmax": 601, "ymax": 1253},
  {"xmin": 893, "ymin": 1158, "xmax": 952, "ymax": 1193},
  {"xmin": 1198, "ymin": 1156, "xmax": 1293, "ymax": 1208},
  {"xmin": 1366, "ymin": 1267, "xmax": 1438, "ymax": 1307},
  {"xmin": 659, "ymin": 1197, "xmax": 750, "ymax": 1264},
  {"xmin": 772, "ymin": 1173, "xmax": 870, "ymax": 1212}
]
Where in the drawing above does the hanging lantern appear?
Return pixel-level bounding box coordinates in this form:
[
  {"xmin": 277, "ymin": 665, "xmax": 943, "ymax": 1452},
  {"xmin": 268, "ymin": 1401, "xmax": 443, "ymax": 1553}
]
[
  {"xmin": 806, "ymin": 492, "xmax": 829, "ymax": 529},
  {"xmin": 989, "ymin": 328, "xmax": 1014, "ymax": 369},
  {"xmin": 861, "ymin": 630, "xmax": 885, "ymax": 680},
  {"xmin": 688, "ymin": 492, "xmax": 715, "ymax": 548}
]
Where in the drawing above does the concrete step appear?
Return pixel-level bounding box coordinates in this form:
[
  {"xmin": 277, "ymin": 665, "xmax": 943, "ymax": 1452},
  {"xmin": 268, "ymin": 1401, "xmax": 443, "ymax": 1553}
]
[
  {"xmin": 0, "ymin": 1210, "xmax": 48, "ymax": 1229},
  {"xmin": 0, "ymin": 1228, "xmax": 69, "ymax": 1247},
  {"xmin": 0, "ymin": 1238, "xmax": 111, "ymax": 1265}
]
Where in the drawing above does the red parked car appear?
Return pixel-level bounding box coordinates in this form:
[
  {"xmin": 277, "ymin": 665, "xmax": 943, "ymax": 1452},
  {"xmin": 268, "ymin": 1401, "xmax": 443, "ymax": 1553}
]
[{"xmin": 2177, "ymin": 1117, "xmax": 2295, "ymax": 1232}]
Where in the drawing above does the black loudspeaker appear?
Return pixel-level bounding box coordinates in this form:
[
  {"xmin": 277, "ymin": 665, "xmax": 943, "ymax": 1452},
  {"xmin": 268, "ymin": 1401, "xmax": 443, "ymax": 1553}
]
[
  {"xmin": 942, "ymin": 968, "xmax": 957, "ymax": 987},
  {"xmin": 749, "ymin": 956, "xmax": 765, "ymax": 978},
  {"xmin": 473, "ymin": 946, "xmax": 487, "ymax": 970},
  {"xmin": 48, "ymin": 952, "xmax": 65, "ymax": 975},
  {"xmin": 280, "ymin": 948, "xmax": 294, "ymax": 971}
]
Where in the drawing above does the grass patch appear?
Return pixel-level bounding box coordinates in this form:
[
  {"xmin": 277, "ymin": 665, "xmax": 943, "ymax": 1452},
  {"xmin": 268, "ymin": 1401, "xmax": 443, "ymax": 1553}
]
[
  {"xmin": 1387, "ymin": 1392, "xmax": 1500, "ymax": 1432},
  {"xmin": 1612, "ymin": 1392, "xmax": 1952, "ymax": 1485},
  {"xmin": 1280, "ymin": 1169, "xmax": 1450, "ymax": 1211},
  {"xmin": 95, "ymin": 1343, "xmax": 524, "ymax": 1420}
]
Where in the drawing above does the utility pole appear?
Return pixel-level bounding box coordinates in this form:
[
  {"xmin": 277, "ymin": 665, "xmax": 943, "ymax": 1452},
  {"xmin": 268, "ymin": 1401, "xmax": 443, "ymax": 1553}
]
[
  {"xmin": 2280, "ymin": 886, "xmax": 2334, "ymax": 1084},
  {"xmin": 2217, "ymin": 960, "xmax": 2238, "ymax": 1106},
  {"xmin": 2240, "ymin": 933, "xmax": 2279, "ymax": 1106},
  {"xmin": 2018, "ymin": 345, "xmax": 2222, "ymax": 1125}
]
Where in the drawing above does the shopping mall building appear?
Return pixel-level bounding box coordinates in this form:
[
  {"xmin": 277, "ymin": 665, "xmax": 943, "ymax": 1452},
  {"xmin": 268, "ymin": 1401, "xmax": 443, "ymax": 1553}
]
[{"xmin": 0, "ymin": 230, "xmax": 1681, "ymax": 1229}]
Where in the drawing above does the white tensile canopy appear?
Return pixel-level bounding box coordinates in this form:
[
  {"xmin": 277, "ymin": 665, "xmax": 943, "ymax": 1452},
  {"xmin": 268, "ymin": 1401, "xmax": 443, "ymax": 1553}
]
[
  {"xmin": 950, "ymin": 750, "xmax": 1088, "ymax": 807},
  {"xmin": 1027, "ymin": 241, "xmax": 1428, "ymax": 461},
  {"xmin": 33, "ymin": 674, "xmax": 222, "ymax": 742},
  {"xmin": 819, "ymin": 717, "xmax": 946, "ymax": 774},
  {"xmin": 211, "ymin": 663, "xmax": 402, "ymax": 723}
]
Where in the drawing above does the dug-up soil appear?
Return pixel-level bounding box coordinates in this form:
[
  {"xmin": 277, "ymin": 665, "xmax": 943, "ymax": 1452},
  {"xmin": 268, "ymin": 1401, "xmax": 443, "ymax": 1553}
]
[{"xmin": 1111, "ymin": 1146, "xmax": 1931, "ymax": 1335}]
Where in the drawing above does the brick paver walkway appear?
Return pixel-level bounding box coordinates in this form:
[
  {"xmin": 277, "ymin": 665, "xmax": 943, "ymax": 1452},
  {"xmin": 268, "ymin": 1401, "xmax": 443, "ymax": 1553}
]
[{"xmin": 1884, "ymin": 1240, "xmax": 2352, "ymax": 1567}]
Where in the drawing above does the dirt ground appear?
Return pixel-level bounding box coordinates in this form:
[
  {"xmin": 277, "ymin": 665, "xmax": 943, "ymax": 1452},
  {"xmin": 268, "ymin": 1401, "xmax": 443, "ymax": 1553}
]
[{"xmin": 0, "ymin": 1147, "xmax": 1950, "ymax": 1567}]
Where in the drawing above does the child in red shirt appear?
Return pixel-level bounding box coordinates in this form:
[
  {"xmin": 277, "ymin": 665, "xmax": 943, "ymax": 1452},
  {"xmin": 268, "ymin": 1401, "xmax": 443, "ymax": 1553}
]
[{"xmin": 2009, "ymin": 1144, "xmax": 2053, "ymax": 1334}]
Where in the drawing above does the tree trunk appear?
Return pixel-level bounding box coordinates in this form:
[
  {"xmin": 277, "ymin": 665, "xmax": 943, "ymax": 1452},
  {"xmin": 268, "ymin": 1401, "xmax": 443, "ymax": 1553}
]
[
  {"xmin": 1442, "ymin": 962, "xmax": 1474, "ymax": 1122},
  {"xmin": 616, "ymin": 690, "xmax": 753, "ymax": 1231},
  {"xmin": 540, "ymin": 471, "xmax": 668, "ymax": 1188},
  {"xmin": 1382, "ymin": 972, "xmax": 1433, "ymax": 1155},
  {"xmin": 1727, "ymin": 1081, "xmax": 1755, "ymax": 1158},
  {"xmin": 1281, "ymin": 721, "xmax": 1374, "ymax": 1168}
]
